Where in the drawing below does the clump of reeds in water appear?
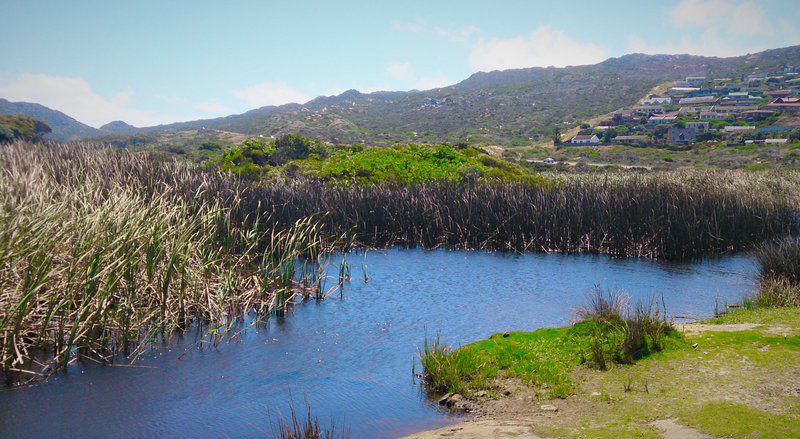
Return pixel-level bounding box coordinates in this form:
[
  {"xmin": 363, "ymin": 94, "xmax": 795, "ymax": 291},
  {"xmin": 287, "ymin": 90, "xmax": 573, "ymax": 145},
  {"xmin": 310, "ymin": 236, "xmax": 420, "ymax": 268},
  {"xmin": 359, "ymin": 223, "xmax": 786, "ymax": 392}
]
[
  {"xmin": 272, "ymin": 401, "xmax": 349, "ymax": 439},
  {"xmin": 0, "ymin": 141, "xmax": 336, "ymax": 385},
  {"xmin": 753, "ymin": 238, "xmax": 800, "ymax": 307}
]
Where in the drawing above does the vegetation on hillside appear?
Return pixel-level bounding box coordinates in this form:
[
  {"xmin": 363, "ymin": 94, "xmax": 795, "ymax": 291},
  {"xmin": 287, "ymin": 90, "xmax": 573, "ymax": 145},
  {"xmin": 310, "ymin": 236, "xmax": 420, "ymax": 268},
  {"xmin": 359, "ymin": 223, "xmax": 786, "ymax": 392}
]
[
  {"xmin": 210, "ymin": 134, "xmax": 538, "ymax": 183},
  {"xmin": 0, "ymin": 114, "xmax": 51, "ymax": 142}
]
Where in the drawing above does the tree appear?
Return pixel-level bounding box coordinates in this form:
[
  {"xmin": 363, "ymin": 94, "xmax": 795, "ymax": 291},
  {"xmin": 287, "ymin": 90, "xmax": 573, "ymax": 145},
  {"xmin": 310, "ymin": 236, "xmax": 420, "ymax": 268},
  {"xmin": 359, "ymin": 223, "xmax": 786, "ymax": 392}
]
[{"xmin": 551, "ymin": 127, "xmax": 562, "ymax": 145}]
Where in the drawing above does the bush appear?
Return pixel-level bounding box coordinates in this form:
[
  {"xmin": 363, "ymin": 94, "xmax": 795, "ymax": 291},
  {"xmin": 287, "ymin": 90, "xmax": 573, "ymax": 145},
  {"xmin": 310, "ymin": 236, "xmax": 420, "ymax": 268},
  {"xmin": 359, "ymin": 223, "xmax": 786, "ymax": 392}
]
[{"xmin": 753, "ymin": 238, "xmax": 800, "ymax": 307}]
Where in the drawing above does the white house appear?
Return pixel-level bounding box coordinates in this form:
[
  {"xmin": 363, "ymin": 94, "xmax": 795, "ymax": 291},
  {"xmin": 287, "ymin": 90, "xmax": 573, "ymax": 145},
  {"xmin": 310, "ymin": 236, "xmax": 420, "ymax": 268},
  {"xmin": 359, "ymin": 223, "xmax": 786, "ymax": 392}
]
[
  {"xmin": 569, "ymin": 134, "xmax": 601, "ymax": 144},
  {"xmin": 640, "ymin": 96, "xmax": 672, "ymax": 106}
]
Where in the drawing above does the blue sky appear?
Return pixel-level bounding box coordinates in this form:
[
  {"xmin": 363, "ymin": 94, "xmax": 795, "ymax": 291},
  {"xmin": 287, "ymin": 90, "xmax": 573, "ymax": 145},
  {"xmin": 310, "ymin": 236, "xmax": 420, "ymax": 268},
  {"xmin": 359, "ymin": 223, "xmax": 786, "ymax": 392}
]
[{"xmin": 1, "ymin": 0, "xmax": 799, "ymax": 127}]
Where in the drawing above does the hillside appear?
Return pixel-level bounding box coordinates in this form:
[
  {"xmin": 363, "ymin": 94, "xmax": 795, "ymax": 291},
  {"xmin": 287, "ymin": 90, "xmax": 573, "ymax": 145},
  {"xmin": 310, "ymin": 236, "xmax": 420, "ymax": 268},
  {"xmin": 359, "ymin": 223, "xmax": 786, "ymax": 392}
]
[
  {"xmin": 116, "ymin": 45, "xmax": 800, "ymax": 146},
  {"xmin": 0, "ymin": 114, "xmax": 51, "ymax": 142},
  {"xmin": 0, "ymin": 99, "xmax": 105, "ymax": 141}
]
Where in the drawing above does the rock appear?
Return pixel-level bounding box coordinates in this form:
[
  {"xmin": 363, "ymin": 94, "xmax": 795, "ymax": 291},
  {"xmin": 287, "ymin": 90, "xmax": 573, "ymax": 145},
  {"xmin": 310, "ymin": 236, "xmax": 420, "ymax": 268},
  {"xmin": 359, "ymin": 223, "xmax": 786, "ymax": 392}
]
[
  {"xmin": 437, "ymin": 392, "xmax": 454, "ymax": 406},
  {"xmin": 590, "ymin": 391, "xmax": 602, "ymax": 397},
  {"xmin": 692, "ymin": 343, "xmax": 699, "ymax": 349},
  {"xmin": 540, "ymin": 404, "xmax": 558, "ymax": 412},
  {"xmin": 503, "ymin": 390, "xmax": 512, "ymax": 396},
  {"xmin": 476, "ymin": 391, "xmax": 488, "ymax": 398},
  {"xmin": 437, "ymin": 392, "xmax": 463, "ymax": 408},
  {"xmin": 502, "ymin": 331, "xmax": 510, "ymax": 338}
]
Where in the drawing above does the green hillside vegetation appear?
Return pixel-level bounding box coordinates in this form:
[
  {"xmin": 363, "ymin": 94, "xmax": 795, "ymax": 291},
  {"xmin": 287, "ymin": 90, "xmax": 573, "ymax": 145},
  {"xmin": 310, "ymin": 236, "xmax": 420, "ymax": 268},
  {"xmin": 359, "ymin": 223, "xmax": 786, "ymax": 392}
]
[
  {"xmin": 212, "ymin": 134, "xmax": 539, "ymax": 183},
  {"xmin": 0, "ymin": 114, "xmax": 51, "ymax": 142}
]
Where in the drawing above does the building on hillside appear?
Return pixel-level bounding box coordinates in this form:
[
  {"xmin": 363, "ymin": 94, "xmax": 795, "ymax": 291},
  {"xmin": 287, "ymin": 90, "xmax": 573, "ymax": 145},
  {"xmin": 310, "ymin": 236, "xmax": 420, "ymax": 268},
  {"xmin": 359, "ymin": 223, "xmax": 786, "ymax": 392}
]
[
  {"xmin": 699, "ymin": 110, "xmax": 726, "ymax": 120},
  {"xmin": 686, "ymin": 76, "xmax": 707, "ymax": 86},
  {"xmin": 640, "ymin": 96, "xmax": 672, "ymax": 106},
  {"xmin": 678, "ymin": 106, "xmax": 702, "ymax": 115},
  {"xmin": 612, "ymin": 135, "xmax": 650, "ymax": 145},
  {"xmin": 647, "ymin": 114, "xmax": 678, "ymax": 125},
  {"xmin": 667, "ymin": 127, "xmax": 698, "ymax": 144},
  {"xmin": 740, "ymin": 109, "xmax": 777, "ymax": 121},
  {"xmin": 723, "ymin": 126, "xmax": 756, "ymax": 134},
  {"xmin": 632, "ymin": 105, "xmax": 668, "ymax": 116},
  {"xmin": 569, "ymin": 134, "xmax": 601, "ymax": 145},
  {"xmin": 765, "ymin": 90, "xmax": 795, "ymax": 98},
  {"xmin": 765, "ymin": 138, "xmax": 789, "ymax": 144},
  {"xmin": 679, "ymin": 96, "xmax": 718, "ymax": 105},
  {"xmin": 611, "ymin": 110, "xmax": 638, "ymax": 125},
  {"xmin": 669, "ymin": 87, "xmax": 701, "ymax": 96},
  {"xmin": 686, "ymin": 121, "xmax": 711, "ymax": 132},
  {"xmin": 765, "ymin": 97, "xmax": 800, "ymax": 112}
]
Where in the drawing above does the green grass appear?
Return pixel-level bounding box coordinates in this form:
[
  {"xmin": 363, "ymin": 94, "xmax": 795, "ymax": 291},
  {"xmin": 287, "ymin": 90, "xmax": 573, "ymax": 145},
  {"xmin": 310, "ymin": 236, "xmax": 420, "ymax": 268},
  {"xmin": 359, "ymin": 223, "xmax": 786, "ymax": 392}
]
[
  {"xmin": 681, "ymin": 401, "xmax": 800, "ymax": 438},
  {"xmin": 421, "ymin": 319, "xmax": 680, "ymax": 399},
  {"xmin": 423, "ymin": 307, "xmax": 800, "ymax": 438}
]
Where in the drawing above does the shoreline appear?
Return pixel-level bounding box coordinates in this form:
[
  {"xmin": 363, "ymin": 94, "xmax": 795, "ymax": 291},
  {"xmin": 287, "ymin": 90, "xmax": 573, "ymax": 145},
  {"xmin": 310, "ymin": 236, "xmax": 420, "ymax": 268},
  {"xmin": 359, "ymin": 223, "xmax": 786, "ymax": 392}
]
[{"xmin": 402, "ymin": 308, "xmax": 800, "ymax": 438}]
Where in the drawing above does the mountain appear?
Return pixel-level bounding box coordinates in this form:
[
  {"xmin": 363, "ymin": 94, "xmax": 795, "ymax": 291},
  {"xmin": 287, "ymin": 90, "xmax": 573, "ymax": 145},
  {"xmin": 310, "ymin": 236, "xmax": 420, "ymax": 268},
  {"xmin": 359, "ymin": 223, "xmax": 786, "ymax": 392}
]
[
  {"xmin": 7, "ymin": 45, "xmax": 800, "ymax": 146},
  {"xmin": 100, "ymin": 120, "xmax": 139, "ymax": 136},
  {"xmin": 0, "ymin": 99, "xmax": 105, "ymax": 141},
  {"xmin": 120, "ymin": 45, "xmax": 798, "ymax": 146}
]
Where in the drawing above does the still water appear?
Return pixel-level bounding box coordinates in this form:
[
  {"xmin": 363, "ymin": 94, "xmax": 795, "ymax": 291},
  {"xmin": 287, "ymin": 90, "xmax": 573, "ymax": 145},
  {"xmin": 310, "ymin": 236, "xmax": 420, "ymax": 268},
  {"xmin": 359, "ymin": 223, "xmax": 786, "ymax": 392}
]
[{"xmin": 0, "ymin": 249, "xmax": 757, "ymax": 438}]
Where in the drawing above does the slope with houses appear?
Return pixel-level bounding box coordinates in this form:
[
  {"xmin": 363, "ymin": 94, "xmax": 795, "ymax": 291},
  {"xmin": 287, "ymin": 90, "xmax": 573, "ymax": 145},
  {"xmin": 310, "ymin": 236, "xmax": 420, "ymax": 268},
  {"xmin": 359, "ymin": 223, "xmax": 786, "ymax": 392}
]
[{"xmin": 566, "ymin": 64, "xmax": 800, "ymax": 147}]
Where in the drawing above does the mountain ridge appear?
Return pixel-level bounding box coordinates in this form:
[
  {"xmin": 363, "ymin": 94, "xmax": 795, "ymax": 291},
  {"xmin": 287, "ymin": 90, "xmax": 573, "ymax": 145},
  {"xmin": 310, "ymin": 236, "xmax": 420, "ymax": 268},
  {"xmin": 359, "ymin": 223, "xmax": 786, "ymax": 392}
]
[{"xmin": 4, "ymin": 45, "xmax": 800, "ymax": 145}]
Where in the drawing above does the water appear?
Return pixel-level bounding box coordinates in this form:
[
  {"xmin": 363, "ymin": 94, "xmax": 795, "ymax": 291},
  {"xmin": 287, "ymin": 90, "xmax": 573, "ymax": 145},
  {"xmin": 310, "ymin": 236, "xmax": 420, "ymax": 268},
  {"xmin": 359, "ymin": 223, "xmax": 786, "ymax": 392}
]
[{"xmin": 0, "ymin": 249, "xmax": 757, "ymax": 438}]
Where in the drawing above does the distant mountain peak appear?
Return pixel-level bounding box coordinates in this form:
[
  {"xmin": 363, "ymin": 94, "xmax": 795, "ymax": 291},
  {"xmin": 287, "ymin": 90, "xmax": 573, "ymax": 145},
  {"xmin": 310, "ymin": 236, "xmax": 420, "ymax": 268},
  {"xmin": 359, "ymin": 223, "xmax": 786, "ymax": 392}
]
[{"xmin": 99, "ymin": 120, "xmax": 139, "ymax": 135}]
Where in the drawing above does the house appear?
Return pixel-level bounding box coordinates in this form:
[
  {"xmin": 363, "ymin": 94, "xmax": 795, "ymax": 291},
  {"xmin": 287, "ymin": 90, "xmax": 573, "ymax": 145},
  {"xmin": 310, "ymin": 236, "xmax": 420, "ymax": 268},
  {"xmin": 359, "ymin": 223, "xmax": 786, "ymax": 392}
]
[
  {"xmin": 669, "ymin": 87, "xmax": 701, "ymax": 96},
  {"xmin": 678, "ymin": 106, "xmax": 702, "ymax": 115},
  {"xmin": 686, "ymin": 122, "xmax": 710, "ymax": 132},
  {"xmin": 723, "ymin": 126, "xmax": 756, "ymax": 134},
  {"xmin": 765, "ymin": 97, "xmax": 800, "ymax": 112},
  {"xmin": 667, "ymin": 127, "xmax": 698, "ymax": 144},
  {"xmin": 679, "ymin": 96, "xmax": 718, "ymax": 105},
  {"xmin": 640, "ymin": 96, "xmax": 672, "ymax": 106},
  {"xmin": 699, "ymin": 110, "xmax": 726, "ymax": 120},
  {"xmin": 686, "ymin": 76, "xmax": 707, "ymax": 86},
  {"xmin": 632, "ymin": 105, "xmax": 668, "ymax": 116},
  {"xmin": 612, "ymin": 135, "xmax": 650, "ymax": 145},
  {"xmin": 765, "ymin": 138, "xmax": 789, "ymax": 144},
  {"xmin": 765, "ymin": 90, "xmax": 794, "ymax": 98},
  {"xmin": 611, "ymin": 110, "xmax": 638, "ymax": 125},
  {"xmin": 740, "ymin": 109, "xmax": 776, "ymax": 121},
  {"xmin": 569, "ymin": 134, "xmax": 601, "ymax": 145},
  {"xmin": 648, "ymin": 114, "xmax": 678, "ymax": 125}
]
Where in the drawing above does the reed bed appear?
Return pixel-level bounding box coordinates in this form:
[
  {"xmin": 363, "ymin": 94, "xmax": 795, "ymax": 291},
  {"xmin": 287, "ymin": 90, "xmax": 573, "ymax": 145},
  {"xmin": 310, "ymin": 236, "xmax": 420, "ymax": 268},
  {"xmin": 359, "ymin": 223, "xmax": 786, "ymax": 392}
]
[
  {"xmin": 224, "ymin": 169, "xmax": 800, "ymax": 260},
  {"xmin": 2, "ymin": 140, "xmax": 799, "ymax": 383},
  {"xmin": 753, "ymin": 238, "xmax": 800, "ymax": 307},
  {"xmin": 0, "ymin": 141, "xmax": 333, "ymax": 385}
]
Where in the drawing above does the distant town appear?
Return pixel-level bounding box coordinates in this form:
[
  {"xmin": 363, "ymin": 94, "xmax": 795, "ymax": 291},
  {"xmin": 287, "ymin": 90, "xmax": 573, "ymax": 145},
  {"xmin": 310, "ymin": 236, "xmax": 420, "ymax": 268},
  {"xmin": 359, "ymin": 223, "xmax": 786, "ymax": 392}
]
[{"xmin": 567, "ymin": 65, "xmax": 800, "ymax": 147}]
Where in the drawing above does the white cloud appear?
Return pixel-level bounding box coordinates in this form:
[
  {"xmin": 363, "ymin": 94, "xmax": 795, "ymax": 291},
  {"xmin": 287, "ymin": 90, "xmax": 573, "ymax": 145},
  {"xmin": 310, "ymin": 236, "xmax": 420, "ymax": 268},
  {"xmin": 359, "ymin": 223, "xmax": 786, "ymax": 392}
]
[
  {"xmin": 433, "ymin": 25, "xmax": 480, "ymax": 42},
  {"xmin": 668, "ymin": 0, "xmax": 771, "ymax": 36},
  {"xmin": 194, "ymin": 101, "xmax": 233, "ymax": 115},
  {"xmin": 0, "ymin": 73, "xmax": 178, "ymax": 127},
  {"xmin": 632, "ymin": 0, "xmax": 779, "ymax": 56},
  {"xmin": 468, "ymin": 26, "xmax": 608, "ymax": 70},
  {"xmin": 386, "ymin": 61, "xmax": 412, "ymax": 79},
  {"xmin": 155, "ymin": 93, "xmax": 188, "ymax": 106},
  {"xmin": 232, "ymin": 81, "xmax": 311, "ymax": 108}
]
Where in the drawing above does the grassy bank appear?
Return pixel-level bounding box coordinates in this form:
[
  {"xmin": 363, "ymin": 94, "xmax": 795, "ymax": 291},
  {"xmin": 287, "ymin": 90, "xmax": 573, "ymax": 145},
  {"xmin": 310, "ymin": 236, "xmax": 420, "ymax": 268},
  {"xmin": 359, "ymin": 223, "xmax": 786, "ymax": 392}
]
[
  {"xmin": 417, "ymin": 240, "xmax": 800, "ymax": 438},
  {"xmin": 0, "ymin": 141, "xmax": 336, "ymax": 385},
  {"xmin": 418, "ymin": 307, "xmax": 800, "ymax": 438}
]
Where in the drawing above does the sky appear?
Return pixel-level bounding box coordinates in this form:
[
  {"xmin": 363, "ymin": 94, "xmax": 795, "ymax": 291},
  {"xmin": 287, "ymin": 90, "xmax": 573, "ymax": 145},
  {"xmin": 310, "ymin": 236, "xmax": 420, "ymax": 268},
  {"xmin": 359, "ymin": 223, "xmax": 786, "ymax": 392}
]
[{"xmin": 1, "ymin": 0, "xmax": 799, "ymax": 128}]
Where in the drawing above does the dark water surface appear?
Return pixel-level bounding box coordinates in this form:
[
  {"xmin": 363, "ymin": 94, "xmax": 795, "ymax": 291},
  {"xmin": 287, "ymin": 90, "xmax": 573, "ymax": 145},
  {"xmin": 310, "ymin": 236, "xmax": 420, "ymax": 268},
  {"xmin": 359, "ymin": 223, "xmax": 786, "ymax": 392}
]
[{"xmin": 0, "ymin": 249, "xmax": 757, "ymax": 438}]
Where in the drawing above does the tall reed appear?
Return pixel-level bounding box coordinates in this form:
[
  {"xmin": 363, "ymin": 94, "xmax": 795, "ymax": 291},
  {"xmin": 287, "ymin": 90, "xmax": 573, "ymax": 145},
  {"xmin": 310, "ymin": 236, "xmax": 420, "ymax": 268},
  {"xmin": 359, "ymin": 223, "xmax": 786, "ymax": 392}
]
[{"xmin": 0, "ymin": 141, "xmax": 332, "ymax": 384}]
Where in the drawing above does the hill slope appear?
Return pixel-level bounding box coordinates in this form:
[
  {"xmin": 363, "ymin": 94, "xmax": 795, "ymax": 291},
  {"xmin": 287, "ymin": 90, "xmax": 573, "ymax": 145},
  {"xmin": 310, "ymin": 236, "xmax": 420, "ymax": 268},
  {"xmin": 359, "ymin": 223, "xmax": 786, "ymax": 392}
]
[
  {"xmin": 0, "ymin": 99, "xmax": 105, "ymax": 140},
  {"xmin": 130, "ymin": 45, "xmax": 800, "ymax": 146}
]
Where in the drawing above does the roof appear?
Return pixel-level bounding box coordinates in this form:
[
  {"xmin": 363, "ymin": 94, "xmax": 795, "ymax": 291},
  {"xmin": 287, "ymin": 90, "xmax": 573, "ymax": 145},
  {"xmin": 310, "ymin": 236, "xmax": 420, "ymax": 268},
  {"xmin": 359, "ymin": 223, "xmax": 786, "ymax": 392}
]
[
  {"xmin": 766, "ymin": 97, "xmax": 800, "ymax": 107},
  {"xmin": 679, "ymin": 96, "xmax": 718, "ymax": 104},
  {"xmin": 612, "ymin": 135, "xmax": 649, "ymax": 141},
  {"xmin": 571, "ymin": 134, "xmax": 598, "ymax": 141}
]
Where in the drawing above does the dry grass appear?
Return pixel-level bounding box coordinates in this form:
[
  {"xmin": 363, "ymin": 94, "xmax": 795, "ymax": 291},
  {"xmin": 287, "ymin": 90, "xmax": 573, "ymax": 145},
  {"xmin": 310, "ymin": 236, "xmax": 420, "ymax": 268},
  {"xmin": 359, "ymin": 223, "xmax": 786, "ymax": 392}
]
[{"xmin": 0, "ymin": 141, "xmax": 335, "ymax": 384}]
